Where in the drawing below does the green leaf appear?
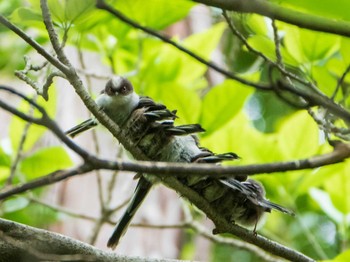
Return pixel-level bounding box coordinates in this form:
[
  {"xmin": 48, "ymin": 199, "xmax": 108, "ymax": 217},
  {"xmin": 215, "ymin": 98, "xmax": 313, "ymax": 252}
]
[
  {"xmin": 247, "ymin": 35, "xmax": 298, "ymax": 67},
  {"xmin": 139, "ymin": 23, "xmax": 226, "ymax": 89},
  {"xmin": 296, "ymin": 163, "xmax": 341, "ymax": 195},
  {"xmin": 0, "ymin": 145, "xmax": 11, "ymax": 167},
  {"xmin": 246, "ymin": 14, "xmax": 268, "ymax": 36},
  {"xmin": 324, "ymin": 249, "xmax": 350, "ymax": 262},
  {"xmin": 2, "ymin": 196, "xmax": 30, "ymax": 213},
  {"xmin": 10, "ymin": 86, "xmax": 57, "ymax": 152},
  {"xmin": 0, "ymin": 0, "xmax": 24, "ymax": 15},
  {"xmin": 311, "ymin": 65, "xmax": 338, "ymax": 97},
  {"xmin": 3, "ymin": 201, "xmax": 59, "ymax": 227},
  {"xmin": 113, "ymin": 0, "xmax": 194, "ymax": 30},
  {"xmin": 248, "ymin": 90, "xmax": 296, "ymax": 133},
  {"xmin": 20, "ymin": 146, "xmax": 73, "ymax": 179},
  {"xmin": 0, "ymin": 145, "xmax": 11, "ymax": 182},
  {"xmin": 270, "ymin": 0, "xmax": 350, "ymax": 22},
  {"xmin": 183, "ymin": 22, "xmax": 226, "ymax": 60},
  {"xmin": 200, "ymin": 79, "xmax": 252, "ymax": 136},
  {"xmin": 0, "ymin": 166, "xmax": 10, "ymax": 183},
  {"xmin": 201, "ymin": 113, "xmax": 282, "ymax": 163},
  {"xmin": 277, "ymin": 111, "xmax": 320, "ymax": 159},
  {"xmin": 48, "ymin": 0, "xmax": 95, "ymax": 26},
  {"xmin": 284, "ymin": 26, "xmax": 340, "ymax": 67},
  {"xmin": 11, "ymin": 7, "xmax": 42, "ymax": 23},
  {"xmin": 340, "ymin": 37, "xmax": 350, "ymax": 64},
  {"xmin": 323, "ymin": 160, "xmax": 350, "ymax": 214}
]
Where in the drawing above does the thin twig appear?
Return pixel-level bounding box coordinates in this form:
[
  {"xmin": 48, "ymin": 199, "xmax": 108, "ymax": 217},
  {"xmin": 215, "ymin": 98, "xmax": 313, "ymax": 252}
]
[
  {"xmin": 271, "ymin": 20, "xmax": 282, "ymax": 66},
  {"xmin": 40, "ymin": 0, "xmax": 70, "ymax": 66},
  {"xmin": 95, "ymin": 0, "xmax": 270, "ymax": 91},
  {"xmin": 7, "ymin": 95, "xmax": 37, "ymax": 185},
  {"xmin": 29, "ymin": 197, "xmax": 97, "ymax": 221},
  {"xmin": 0, "ymin": 15, "xmax": 69, "ymax": 74},
  {"xmin": 222, "ymin": 10, "xmax": 326, "ymax": 99},
  {"xmin": 332, "ymin": 63, "xmax": 350, "ymax": 101},
  {"xmin": 1, "ymin": 87, "xmax": 350, "ymax": 197}
]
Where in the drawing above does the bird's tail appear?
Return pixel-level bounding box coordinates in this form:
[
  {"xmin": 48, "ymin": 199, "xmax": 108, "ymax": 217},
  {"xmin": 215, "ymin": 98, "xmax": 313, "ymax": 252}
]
[
  {"xmin": 107, "ymin": 176, "xmax": 152, "ymax": 249},
  {"xmin": 65, "ymin": 118, "xmax": 97, "ymax": 138}
]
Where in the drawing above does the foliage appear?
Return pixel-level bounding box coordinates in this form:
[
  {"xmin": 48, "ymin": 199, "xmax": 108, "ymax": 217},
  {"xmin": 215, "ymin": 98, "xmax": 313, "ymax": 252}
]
[
  {"xmin": 0, "ymin": 85, "xmax": 72, "ymax": 226},
  {"xmin": 1, "ymin": 0, "xmax": 350, "ymax": 261}
]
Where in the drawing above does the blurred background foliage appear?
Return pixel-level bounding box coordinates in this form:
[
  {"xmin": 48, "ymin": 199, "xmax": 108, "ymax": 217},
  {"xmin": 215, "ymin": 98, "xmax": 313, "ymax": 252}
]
[{"xmin": 1, "ymin": 0, "xmax": 350, "ymax": 261}]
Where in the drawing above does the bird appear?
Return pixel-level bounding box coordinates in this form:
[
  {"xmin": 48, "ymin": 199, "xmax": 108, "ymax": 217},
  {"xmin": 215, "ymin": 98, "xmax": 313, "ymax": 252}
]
[{"xmin": 66, "ymin": 76, "xmax": 294, "ymax": 249}]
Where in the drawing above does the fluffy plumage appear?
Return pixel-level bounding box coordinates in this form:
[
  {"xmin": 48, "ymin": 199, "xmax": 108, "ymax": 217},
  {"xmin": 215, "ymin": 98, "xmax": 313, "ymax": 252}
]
[{"xmin": 66, "ymin": 76, "xmax": 294, "ymax": 249}]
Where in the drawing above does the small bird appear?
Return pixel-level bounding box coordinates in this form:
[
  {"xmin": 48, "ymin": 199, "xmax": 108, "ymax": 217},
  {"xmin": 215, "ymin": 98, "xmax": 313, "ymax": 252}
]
[
  {"xmin": 66, "ymin": 76, "xmax": 294, "ymax": 249},
  {"xmin": 65, "ymin": 76, "xmax": 139, "ymax": 137}
]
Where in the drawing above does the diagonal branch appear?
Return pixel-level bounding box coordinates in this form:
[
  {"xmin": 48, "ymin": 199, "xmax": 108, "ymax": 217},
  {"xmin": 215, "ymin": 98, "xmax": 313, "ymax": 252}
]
[
  {"xmin": 0, "ymin": 85, "xmax": 323, "ymax": 261},
  {"xmin": 194, "ymin": 0, "xmax": 350, "ymax": 37},
  {"xmin": 1, "ymin": 86, "xmax": 350, "ymax": 201},
  {"xmin": 0, "ymin": 218, "xmax": 182, "ymax": 262},
  {"xmin": 95, "ymin": 0, "xmax": 270, "ymax": 91},
  {"xmin": 0, "ymin": 15, "xmax": 69, "ymax": 74}
]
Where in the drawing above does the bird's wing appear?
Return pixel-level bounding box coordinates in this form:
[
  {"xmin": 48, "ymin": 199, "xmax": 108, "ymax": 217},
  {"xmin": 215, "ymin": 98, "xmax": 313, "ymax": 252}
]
[
  {"xmin": 107, "ymin": 176, "xmax": 152, "ymax": 249},
  {"xmin": 259, "ymin": 199, "xmax": 295, "ymax": 216}
]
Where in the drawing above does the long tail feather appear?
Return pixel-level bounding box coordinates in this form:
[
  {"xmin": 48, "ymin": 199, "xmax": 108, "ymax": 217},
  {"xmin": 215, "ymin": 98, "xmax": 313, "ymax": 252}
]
[
  {"xmin": 107, "ymin": 176, "xmax": 152, "ymax": 249},
  {"xmin": 65, "ymin": 118, "xmax": 97, "ymax": 138}
]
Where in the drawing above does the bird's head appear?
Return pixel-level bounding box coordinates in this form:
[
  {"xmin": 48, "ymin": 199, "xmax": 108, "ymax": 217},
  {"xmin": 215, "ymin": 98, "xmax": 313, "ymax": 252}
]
[
  {"xmin": 95, "ymin": 76, "xmax": 140, "ymax": 125},
  {"xmin": 104, "ymin": 76, "xmax": 134, "ymax": 97}
]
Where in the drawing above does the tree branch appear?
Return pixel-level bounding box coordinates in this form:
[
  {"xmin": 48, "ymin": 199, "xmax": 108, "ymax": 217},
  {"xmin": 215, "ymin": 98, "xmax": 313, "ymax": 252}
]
[
  {"xmin": 0, "ymin": 128, "xmax": 349, "ymax": 201},
  {"xmin": 1, "ymin": 86, "xmax": 350, "ymax": 202},
  {"xmin": 0, "ymin": 6, "xmax": 149, "ymax": 162},
  {"xmin": 159, "ymin": 176, "xmax": 313, "ymax": 262},
  {"xmin": 95, "ymin": 0, "xmax": 270, "ymax": 91},
  {"xmin": 0, "ymin": 3, "xmax": 342, "ymax": 260},
  {"xmin": 96, "ymin": 0, "xmax": 350, "ymax": 135},
  {"xmin": 194, "ymin": 0, "xmax": 350, "ymax": 37},
  {"xmin": 0, "ymin": 218, "xmax": 183, "ymax": 262},
  {"xmin": 0, "ymin": 15, "xmax": 69, "ymax": 74}
]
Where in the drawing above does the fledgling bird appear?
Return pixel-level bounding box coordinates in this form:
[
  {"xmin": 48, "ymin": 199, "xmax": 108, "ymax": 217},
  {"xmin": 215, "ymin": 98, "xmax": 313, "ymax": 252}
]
[{"xmin": 66, "ymin": 76, "xmax": 294, "ymax": 250}]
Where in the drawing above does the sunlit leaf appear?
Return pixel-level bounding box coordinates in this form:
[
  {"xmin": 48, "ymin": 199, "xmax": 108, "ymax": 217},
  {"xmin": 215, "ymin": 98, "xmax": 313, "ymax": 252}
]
[
  {"xmin": 277, "ymin": 111, "xmax": 320, "ymax": 159},
  {"xmin": 144, "ymin": 82, "xmax": 201, "ymax": 125},
  {"xmin": 296, "ymin": 163, "xmax": 341, "ymax": 195},
  {"xmin": 246, "ymin": 14, "xmax": 268, "ymax": 36},
  {"xmin": 247, "ymin": 35, "xmax": 298, "ymax": 66},
  {"xmin": 0, "ymin": 166, "xmax": 9, "ymax": 183},
  {"xmin": 311, "ymin": 65, "xmax": 338, "ymax": 97},
  {"xmin": 48, "ymin": 0, "xmax": 95, "ymax": 26},
  {"xmin": 325, "ymin": 249, "xmax": 350, "ymax": 262},
  {"xmin": 11, "ymin": 7, "xmax": 42, "ymax": 23},
  {"xmin": 284, "ymin": 26, "xmax": 340, "ymax": 67},
  {"xmin": 9, "ymin": 86, "xmax": 57, "ymax": 152},
  {"xmin": 270, "ymin": 0, "xmax": 350, "ymax": 22},
  {"xmin": 20, "ymin": 146, "xmax": 73, "ymax": 179},
  {"xmin": 141, "ymin": 23, "xmax": 226, "ymax": 91},
  {"xmin": 340, "ymin": 38, "xmax": 350, "ymax": 64},
  {"xmin": 323, "ymin": 160, "xmax": 350, "ymax": 214},
  {"xmin": 113, "ymin": 0, "xmax": 194, "ymax": 30},
  {"xmin": 200, "ymin": 79, "xmax": 252, "ymax": 136},
  {"xmin": 201, "ymin": 113, "xmax": 282, "ymax": 163}
]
